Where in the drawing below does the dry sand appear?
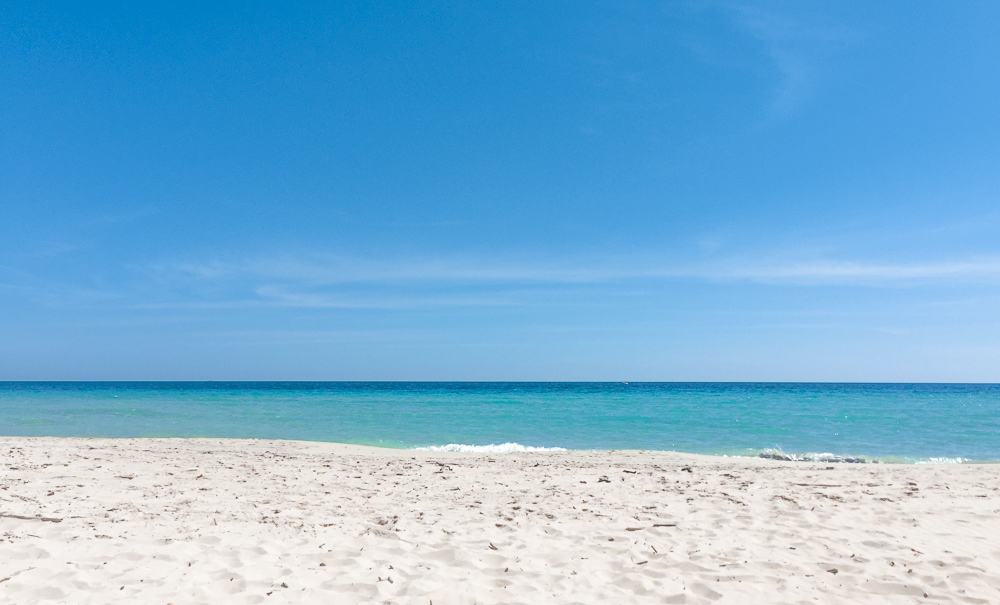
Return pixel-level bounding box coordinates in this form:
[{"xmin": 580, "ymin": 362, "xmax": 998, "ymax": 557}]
[{"xmin": 1, "ymin": 437, "xmax": 998, "ymax": 604}]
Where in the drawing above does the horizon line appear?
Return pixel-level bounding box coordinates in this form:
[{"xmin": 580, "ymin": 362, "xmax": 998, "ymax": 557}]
[{"xmin": 3, "ymin": 380, "xmax": 998, "ymax": 385}]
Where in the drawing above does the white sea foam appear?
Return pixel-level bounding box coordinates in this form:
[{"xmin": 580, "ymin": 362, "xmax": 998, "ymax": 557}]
[
  {"xmin": 758, "ymin": 448, "xmax": 869, "ymax": 463},
  {"xmin": 416, "ymin": 442, "xmax": 567, "ymax": 453},
  {"xmin": 916, "ymin": 457, "xmax": 969, "ymax": 464},
  {"xmin": 758, "ymin": 448, "xmax": 973, "ymax": 464}
]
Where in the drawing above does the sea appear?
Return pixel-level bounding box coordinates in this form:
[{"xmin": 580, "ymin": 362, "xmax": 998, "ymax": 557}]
[{"xmin": 1, "ymin": 382, "xmax": 998, "ymax": 463}]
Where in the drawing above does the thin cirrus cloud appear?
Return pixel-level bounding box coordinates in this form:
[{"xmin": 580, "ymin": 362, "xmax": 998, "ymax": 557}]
[
  {"xmin": 149, "ymin": 254, "xmax": 1000, "ymax": 290},
  {"xmin": 722, "ymin": 258, "xmax": 1000, "ymax": 283},
  {"xmin": 727, "ymin": 3, "xmax": 860, "ymax": 116},
  {"xmin": 251, "ymin": 285, "xmax": 524, "ymax": 310},
  {"xmin": 25, "ymin": 255, "xmax": 997, "ymax": 312}
]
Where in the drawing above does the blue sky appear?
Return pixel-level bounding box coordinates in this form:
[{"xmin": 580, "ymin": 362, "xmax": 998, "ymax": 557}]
[{"xmin": 2, "ymin": 1, "xmax": 999, "ymax": 380}]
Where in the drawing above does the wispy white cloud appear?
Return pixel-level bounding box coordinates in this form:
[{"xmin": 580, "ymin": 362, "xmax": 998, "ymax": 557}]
[
  {"xmin": 726, "ymin": 3, "xmax": 859, "ymax": 116},
  {"xmin": 149, "ymin": 253, "xmax": 1000, "ymax": 290},
  {"xmin": 0, "ymin": 281, "xmax": 122, "ymax": 306},
  {"xmin": 251, "ymin": 285, "xmax": 521, "ymax": 309},
  {"xmin": 13, "ymin": 252, "xmax": 1000, "ymax": 312},
  {"xmin": 720, "ymin": 258, "xmax": 1000, "ymax": 283},
  {"xmin": 184, "ymin": 328, "xmax": 430, "ymax": 346},
  {"xmin": 150, "ymin": 255, "xmax": 662, "ymax": 285}
]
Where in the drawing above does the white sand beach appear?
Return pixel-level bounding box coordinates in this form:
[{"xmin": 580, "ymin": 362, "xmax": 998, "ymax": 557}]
[{"xmin": 1, "ymin": 437, "xmax": 998, "ymax": 604}]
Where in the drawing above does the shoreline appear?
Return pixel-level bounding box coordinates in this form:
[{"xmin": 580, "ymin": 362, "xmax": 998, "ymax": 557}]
[
  {"xmin": 0, "ymin": 434, "xmax": 990, "ymax": 465},
  {"xmin": 2, "ymin": 436, "xmax": 999, "ymax": 602}
]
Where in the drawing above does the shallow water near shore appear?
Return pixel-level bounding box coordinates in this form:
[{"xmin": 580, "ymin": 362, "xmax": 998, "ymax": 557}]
[{"xmin": 1, "ymin": 382, "xmax": 998, "ymax": 462}]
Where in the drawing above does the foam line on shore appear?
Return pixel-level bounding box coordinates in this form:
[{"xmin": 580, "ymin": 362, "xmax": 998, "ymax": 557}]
[{"xmin": 415, "ymin": 442, "xmax": 567, "ymax": 453}]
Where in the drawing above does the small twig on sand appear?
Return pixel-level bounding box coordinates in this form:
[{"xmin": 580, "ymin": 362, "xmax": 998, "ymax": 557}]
[
  {"xmin": 0, "ymin": 567, "xmax": 35, "ymax": 583},
  {"xmin": 0, "ymin": 513, "xmax": 63, "ymax": 523}
]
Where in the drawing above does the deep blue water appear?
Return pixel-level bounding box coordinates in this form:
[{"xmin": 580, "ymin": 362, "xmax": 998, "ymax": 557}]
[{"xmin": 1, "ymin": 382, "xmax": 998, "ymax": 462}]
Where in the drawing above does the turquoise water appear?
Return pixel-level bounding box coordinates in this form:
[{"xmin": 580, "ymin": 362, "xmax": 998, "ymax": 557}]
[{"xmin": 1, "ymin": 382, "xmax": 998, "ymax": 462}]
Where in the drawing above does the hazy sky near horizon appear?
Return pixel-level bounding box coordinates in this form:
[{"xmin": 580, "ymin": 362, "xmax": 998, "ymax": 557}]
[{"xmin": 3, "ymin": 2, "xmax": 1000, "ymax": 380}]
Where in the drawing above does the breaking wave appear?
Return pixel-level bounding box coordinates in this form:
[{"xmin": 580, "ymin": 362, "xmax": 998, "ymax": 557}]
[
  {"xmin": 756, "ymin": 448, "xmax": 970, "ymax": 464},
  {"xmin": 416, "ymin": 442, "xmax": 567, "ymax": 453}
]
